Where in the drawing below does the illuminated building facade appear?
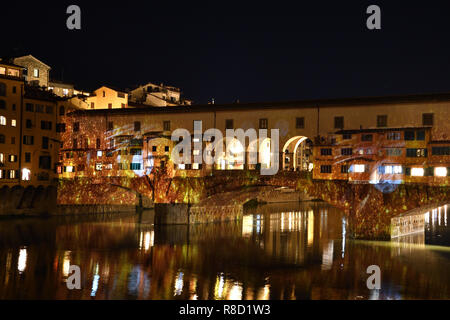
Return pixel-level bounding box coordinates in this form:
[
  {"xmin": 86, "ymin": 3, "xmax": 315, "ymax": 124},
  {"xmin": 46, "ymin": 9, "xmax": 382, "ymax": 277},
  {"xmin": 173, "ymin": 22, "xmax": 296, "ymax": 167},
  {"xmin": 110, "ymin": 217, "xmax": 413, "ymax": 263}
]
[
  {"xmin": 312, "ymin": 127, "xmax": 450, "ymax": 184},
  {"xmin": 59, "ymin": 94, "xmax": 450, "ymax": 185},
  {"xmin": 12, "ymin": 54, "xmax": 51, "ymax": 88},
  {"xmin": 129, "ymin": 82, "xmax": 193, "ymax": 107}
]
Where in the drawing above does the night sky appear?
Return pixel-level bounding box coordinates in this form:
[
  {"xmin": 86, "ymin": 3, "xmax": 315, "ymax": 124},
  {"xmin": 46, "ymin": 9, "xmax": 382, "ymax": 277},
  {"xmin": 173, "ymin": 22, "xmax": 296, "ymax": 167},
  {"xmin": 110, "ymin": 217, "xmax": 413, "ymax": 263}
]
[{"xmin": 2, "ymin": 1, "xmax": 450, "ymax": 104}]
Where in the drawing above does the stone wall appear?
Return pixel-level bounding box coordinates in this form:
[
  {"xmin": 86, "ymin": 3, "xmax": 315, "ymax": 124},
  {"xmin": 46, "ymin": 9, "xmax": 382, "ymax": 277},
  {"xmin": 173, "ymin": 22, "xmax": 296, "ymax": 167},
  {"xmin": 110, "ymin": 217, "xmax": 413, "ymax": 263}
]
[{"xmin": 0, "ymin": 185, "xmax": 56, "ymax": 216}]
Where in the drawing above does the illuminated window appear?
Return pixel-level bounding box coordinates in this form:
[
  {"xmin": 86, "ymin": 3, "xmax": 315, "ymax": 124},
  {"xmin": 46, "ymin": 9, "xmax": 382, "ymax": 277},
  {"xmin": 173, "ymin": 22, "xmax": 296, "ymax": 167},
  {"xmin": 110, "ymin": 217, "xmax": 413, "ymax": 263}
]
[
  {"xmin": 104, "ymin": 163, "xmax": 113, "ymax": 170},
  {"xmin": 353, "ymin": 164, "xmax": 365, "ymax": 173},
  {"xmin": 0, "ymin": 67, "xmax": 5, "ymax": 75},
  {"xmin": 9, "ymin": 155, "xmax": 17, "ymax": 162},
  {"xmin": 193, "ymin": 163, "xmax": 200, "ymax": 170},
  {"xmin": 130, "ymin": 163, "xmax": 141, "ymax": 170},
  {"xmin": 8, "ymin": 69, "xmax": 19, "ymax": 77},
  {"xmin": 11, "ymin": 119, "xmax": 16, "ymax": 127},
  {"xmin": 411, "ymin": 168, "xmax": 424, "ymax": 177},
  {"xmin": 9, "ymin": 170, "xmax": 16, "ymax": 179},
  {"xmin": 21, "ymin": 168, "xmax": 31, "ymax": 181},
  {"xmin": 95, "ymin": 163, "xmax": 102, "ymax": 171},
  {"xmin": 62, "ymin": 89, "xmax": 69, "ymax": 96},
  {"xmin": 0, "ymin": 116, "xmax": 6, "ymax": 125},
  {"xmin": 193, "ymin": 149, "xmax": 200, "ymax": 156},
  {"xmin": 435, "ymin": 167, "xmax": 448, "ymax": 177},
  {"xmin": 0, "ymin": 153, "xmax": 3, "ymax": 164},
  {"xmin": 97, "ymin": 151, "xmax": 103, "ymax": 157},
  {"xmin": 65, "ymin": 166, "xmax": 74, "ymax": 173},
  {"xmin": 33, "ymin": 68, "xmax": 39, "ymax": 78},
  {"xmin": 178, "ymin": 163, "xmax": 185, "ymax": 170}
]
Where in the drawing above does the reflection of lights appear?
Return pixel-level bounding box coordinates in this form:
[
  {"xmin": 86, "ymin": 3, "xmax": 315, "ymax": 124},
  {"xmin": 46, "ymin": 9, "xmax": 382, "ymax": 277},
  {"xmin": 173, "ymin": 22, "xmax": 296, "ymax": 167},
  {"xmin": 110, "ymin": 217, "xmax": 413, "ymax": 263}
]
[
  {"xmin": 17, "ymin": 247, "xmax": 27, "ymax": 273},
  {"xmin": 63, "ymin": 251, "xmax": 71, "ymax": 277},
  {"xmin": 214, "ymin": 274, "xmax": 225, "ymax": 299},
  {"xmin": 141, "ymin": 231, "xmax": 154, "ymax": 251},
  {"xmin": 435, "ymin": 167, "xmax": 447, "ymax": 177},
  {"xmin": 342, "ymin": 217, "xmax": 346, "ymax": 258},
  {"xmin": 257, "ymin": 284, "xmax": 270, "ymax": 300},
  {"xmin": 228, "ymin": 283, "xmax": 243, "ymax": 300},
  {"xmin": 411, "ymin": 168, "xmax": 424, "ymax": 176},
  {"xmin": 321, "ymin": 240, "xmax": 334, "ymax": 270},
  {"xmin": 174, "ymin": 272, "xmax": 184, "ymax": 296},
  {"xmin": 91, "ymin": 263, "xmax": 100, "ymax": 297},
  {"xmin": 307, "ymin": 211, "xmax": 314, "ymax": 246},
  {"xmin": 21, "ymin": 168, "xmax": 31, "ymax": 181},
  {"xmin": 242, "ymin": 215, "xmax": 253, "ymax": 237}
]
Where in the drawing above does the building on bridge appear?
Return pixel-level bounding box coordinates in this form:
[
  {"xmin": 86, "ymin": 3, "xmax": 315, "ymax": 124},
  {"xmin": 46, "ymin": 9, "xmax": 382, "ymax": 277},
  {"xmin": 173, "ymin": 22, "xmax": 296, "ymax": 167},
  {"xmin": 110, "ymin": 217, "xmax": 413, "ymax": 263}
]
[
  {"xmin": 312, "ymin": 126, "xmax": 450, "ymax": 185},
  {"xmin": 57, "ymin": 93, "xmax": 450, "ymax": 183}
]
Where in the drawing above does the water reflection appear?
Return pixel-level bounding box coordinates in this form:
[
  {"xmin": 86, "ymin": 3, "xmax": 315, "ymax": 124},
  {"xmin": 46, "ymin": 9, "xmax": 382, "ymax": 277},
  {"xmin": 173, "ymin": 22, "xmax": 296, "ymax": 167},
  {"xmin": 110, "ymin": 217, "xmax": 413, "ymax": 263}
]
[{"xmin": 0, "ymin": 202, "xmax": 449, "ymax": 300}]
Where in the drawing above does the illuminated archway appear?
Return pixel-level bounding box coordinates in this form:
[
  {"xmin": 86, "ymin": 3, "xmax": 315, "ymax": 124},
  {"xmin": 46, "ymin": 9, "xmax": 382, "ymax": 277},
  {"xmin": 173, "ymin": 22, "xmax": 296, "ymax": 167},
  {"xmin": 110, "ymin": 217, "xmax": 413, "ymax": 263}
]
[{"xmin": 282, "ymin": 135, "xmax": 312, "ymax": 171}]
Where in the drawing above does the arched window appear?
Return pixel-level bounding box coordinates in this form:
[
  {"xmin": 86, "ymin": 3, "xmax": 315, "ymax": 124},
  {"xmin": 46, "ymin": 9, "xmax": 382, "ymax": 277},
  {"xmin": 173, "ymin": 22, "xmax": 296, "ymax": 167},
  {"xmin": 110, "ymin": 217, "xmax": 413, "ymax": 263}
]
[
  {"xmin": 59, "ymin": 106, "xmax": 65, "ymax": 116},
  {"xmin": 0, "ymin": 83, "xmax": 6, "ymax": 97},
  {"xmin": 0, "ymin": 134, "xmax": 5, "ymax": 144},
  {"xmin": 0, "ymin": 116, "xmax": 6, "ymax": 126},
  {"xmin": 0, "ymin": 99, "xmax": 5, "ymax": 109}
]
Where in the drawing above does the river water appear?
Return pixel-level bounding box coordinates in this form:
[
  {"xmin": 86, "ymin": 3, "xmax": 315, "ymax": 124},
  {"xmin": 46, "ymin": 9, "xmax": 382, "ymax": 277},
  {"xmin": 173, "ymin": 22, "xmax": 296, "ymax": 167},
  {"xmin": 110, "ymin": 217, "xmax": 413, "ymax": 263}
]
[{"xmin": 0, "ymin": 202, "xmax": 449, "ymax": 300}]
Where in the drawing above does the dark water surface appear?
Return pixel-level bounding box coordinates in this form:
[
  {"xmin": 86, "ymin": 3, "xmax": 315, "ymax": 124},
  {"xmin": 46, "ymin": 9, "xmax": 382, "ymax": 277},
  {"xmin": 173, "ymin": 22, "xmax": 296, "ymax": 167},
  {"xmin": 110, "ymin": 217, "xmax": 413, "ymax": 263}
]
[{"xmin": 0, "ymin": 202, "xmax": 449, "ymax": 300}]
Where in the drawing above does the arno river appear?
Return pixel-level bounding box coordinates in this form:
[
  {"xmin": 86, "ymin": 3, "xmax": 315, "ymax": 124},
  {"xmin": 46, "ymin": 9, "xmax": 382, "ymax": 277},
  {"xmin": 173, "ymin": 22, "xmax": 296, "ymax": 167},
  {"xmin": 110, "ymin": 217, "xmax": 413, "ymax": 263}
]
[{"xmin": 0, "ymin": 202, "xmax": 449, "ymax": 300}]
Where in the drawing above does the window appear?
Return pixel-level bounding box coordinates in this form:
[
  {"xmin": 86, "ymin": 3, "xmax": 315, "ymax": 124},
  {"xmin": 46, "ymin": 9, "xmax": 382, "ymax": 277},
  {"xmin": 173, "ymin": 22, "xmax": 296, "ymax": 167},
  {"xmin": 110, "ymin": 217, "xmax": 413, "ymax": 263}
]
[
  {"xmin": 73, "ymin": 139, "xmax": 78, "ymax": 149},
  {"xmin": 225, "ymin": 119, "xmax": 234, "ymax": 129},
  {"xmin": 23, "ymin": 135, "xmax": 34, "ymax": 145},
  {"xmin": 296, "ymin": 117, "xmax": 304, "ymax": 129},
  {"xmin": 107, "ymin": 121, "xmax": 114, "ymax": 131},
  {"xmin": 10, "ymin": 137, "xmax": 15, "ymax": 144},
  {"xmin": 36, "ymin": 104, "xmax": 44, "ymax": 113},
  {"xmin": 9, "ymin": 155, "xmax": 17, "ymax": 162},
  {"xmin": 416, "ymin": 130, "xmax": 425, "ymax": 141},
  {"xmin": 342, "ymin": 133, "xmax": 352, "ymax": 140},
  {"xmin": 152, "ymin": 146, "xmax": 157, "ymax": 152},
  {"xmin": 435, "ymin": 167, "xmax": 448, "ymax": 177},
  {"xmin": 131, "ymin": 163, "xmax": 141, "ymax": 170},
  {"xmin": 334, "ymin": 117, "xmax": 344, "ymax": 129},
  {"xmin": 411, "ymin": 167, "xmax": 424, "ymax": 176},
  {"xmin": 62, "ymin": 89, "xmax": 69, "ymax": 96},
  {"xmin": 432, "ymin": 146, "xmax": 450, "ymax": 155},
  {"xmin": 33, "ymin": 68, "xmax": 39, "ymax": 77},
  {"xmin": 0, "ymin": 83, "xmax": 5, "ymax": 96},
  {"xmin": 11, "ymin": 119, "xmax": 16, "ymax": 127},
  {"xmin": 422, "ymin": 113, "xmax": 434, "ymax": 126},
  {"xmin": 121, "ymin": 103, "xmax": 126, "ymax": 108},
  {"xmin": 73, "ymin": 122, "xmax": 80, "ymax": 132},
  {"xmin": 104, "ymin": 163, "xmax": 113, "ymax": 170},
  {"xmin": 9, "ymin": 170, "xmax": 16, "ymax": 179},
  {"xmin": 96, "ymin": 163, "xmax": 102, "ymax": 171},
  {"xmin": 387, "ymin": 132, "xmax": 401, "ymax": 140},
  {"xmin": 59, "ymin": 106, "xmax": 65, "ymax": 115},
  {"xmin": 46, "ymin": 105, "xmax": 53, "ymax": 114},
  {"xmin": 341, "ymin": 165, "xmax": 349, "ymax": 173},
  {"xmin": 118, "ymin": 92, "xmax": 125, "ymax": 98},
  {"xmin": 12, "ymin": 104, "xmax": 15, "ymax": 111},
  {"xmin": 106, "ymin": 151, "xmax": 113, "ymax": 157},
  {"xmin": 0, "ymin": 134, "xmax": 5, "ymax": 144},
  {"xmin": 404, "ymin": 131, "xmax": 415, "ymax": 141},
  {"xmin": 97, "ymin": 151, "xmax": 103, "ymax": 157},
  {"xmin": 0, "ymin": 153, "xmax": 4, "ymax": 164},
  {"xmin": 377, "ymin": 115, "xmax": 387, "ymax": 127},
  {"xmin": 320, "ymin": 165, "xmax": 332, "ymax": 173},
  {"xmin": 320, "ymin": 148, "xmax": 332, "ymax": 156},
  {"xmin": 0, "ymin": 100, "xmax": 5, "ymax": 109},
  {"xmin": 102, "ymin": 91, "xmax": 105, "ymax": 97},
  {"xmin": 424, "ymin": 167, "xmax": 434, "ymax": 177},
  {"xmin": 12, "ymin": 86, "xmax": 16, "ymax": 94},
  {"xmin": 353, "ymin": 164, "xmax": 366, "ymax": 173},
  {"xmin": 341, "ymin": 148, "xmax": 352, "ymax": 156},
  {"xmin": 41, "ymin": 121, "xmax": 52, "ymax": 130},
  {"xmin": 91, "ymin": 102, "xmax": 95, "ymax": 109},
  {"xmin": 406, "ymin": 148, "xmax": 427, "ymax": 157},
  {"xmin": 39, "ymin": 156, "xmax": 51, "ymax": 170},
  {"xmin": 379, "ymin": 165, "xmax": 402, "ymax": 174},
  {"xmin": 259, "ymin": 118, "xmax": 268, "ymax": 129},
  {"xmin": 64, "ymin": 166, "xmax": 75, "ymax": 173},
  {"xmin": 386, "ymin": 148, "xmax": 402, "ymax": 156},
  {"xmin": 134, "ymin": 121, "xmax": 141, "ymax": 132},
  {"xmin": 0, "ymin": 116, "xmax": 5, "ymax": 126},
  {"xmin": 26, "ymin": 119, "xmax": 32, "ymax": 128},
  {"xmin": 56, "ymin": 123, "xmax": 66, "ymax": 132},
  {"xmin": 163, "ymin": 121, "xmax": 170, "ymax": 131},
  {"xmin": 25, "ymin": 153, "xmax": 31, "ymax": 163},
  {"xmin": 361, "ymin": 134, "xmax": 372, "ymax": 142},
  {"xmin": 108, "ymin": 103, "xmax": 112, "ymax": 109},
  {"xmin": 42, "ymin": 137, "xmax": 49, "ymax": 150},
  {"xmin": 164, "ymin": 146, "xmax": 169, "ymax": 152},
  {"xmin": 130, "ymin": 149, "xmax": 142, "ymax": 155},
  {"xmin": 25, "ymin": 103, "xmax": 34, "ymax": 112},
  {"xmin": 0, "ymin": 67, "xmax": 4, "ymax": 75},
  {"xmin": 118, "ymin": 163, "xmax": 127, "ymax": 170}
]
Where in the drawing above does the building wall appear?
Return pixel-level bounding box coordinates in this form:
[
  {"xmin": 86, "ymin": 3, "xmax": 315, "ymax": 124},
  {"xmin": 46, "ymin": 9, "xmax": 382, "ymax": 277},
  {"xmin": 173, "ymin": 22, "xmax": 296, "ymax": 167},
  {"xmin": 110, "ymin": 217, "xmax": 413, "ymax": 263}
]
[
  {"xmin": 13, "ymin": 55, "xmax": 50, "ymax": 87},
  {"xmin": 86, "ymin": 86, "xmax": 128, "ymax": 109},
  {"xmin": 0, "ymin": 73, "xmax": 23, "ymax": 186}
]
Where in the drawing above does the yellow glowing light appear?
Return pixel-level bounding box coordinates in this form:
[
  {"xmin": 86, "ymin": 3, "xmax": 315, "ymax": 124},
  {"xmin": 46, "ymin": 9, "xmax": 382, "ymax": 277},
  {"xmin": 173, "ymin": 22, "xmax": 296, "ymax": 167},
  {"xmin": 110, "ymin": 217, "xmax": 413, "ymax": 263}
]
[
  {"xmin": 17, "ymin": 247, "xmax": 27, "ymax": 273},
  {"xmin": 257, "ymin": 284, "xmax": 270, "ymax": 300},
  {"xmin": 411, "ymin": 167, "xmax": 424, "ymax": 177},
  {"xmin": 21, "ymin": 168, "xmax": 31, "ymax": 181},
  {"xmin": 307, "ymin": 211, "xmax": 314, "ymax": 246},
  {"xmin": 242, "ymin": 215, "xmax": 253, "ymax": 237},
  {"xmin": 228, "ymin": 283, "xmax": 243, "ymax": 300},
  {"xmin": 63, "ymin": 251, "xmax": 71, "ymax": 277},
  {"xmin": 435, "ymin": 167, "xmax": 447, "ymax": 177}
]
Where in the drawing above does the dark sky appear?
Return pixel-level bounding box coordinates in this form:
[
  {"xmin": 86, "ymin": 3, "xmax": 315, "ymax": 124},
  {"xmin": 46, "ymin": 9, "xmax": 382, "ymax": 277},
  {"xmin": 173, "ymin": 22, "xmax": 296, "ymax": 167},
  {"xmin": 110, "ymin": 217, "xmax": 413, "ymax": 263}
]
[{"xmin": 2, "ymin": 1, "xmax": 450, "ymax": 104}]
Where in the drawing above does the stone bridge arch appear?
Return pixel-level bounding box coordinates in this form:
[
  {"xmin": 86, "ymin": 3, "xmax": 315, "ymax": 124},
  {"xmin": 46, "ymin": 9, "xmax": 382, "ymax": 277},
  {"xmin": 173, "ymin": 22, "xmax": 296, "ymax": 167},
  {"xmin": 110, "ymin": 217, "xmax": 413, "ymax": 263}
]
[{"xmin": 281, "ymin": 135, "xmax": 313, "ymax": 172}]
